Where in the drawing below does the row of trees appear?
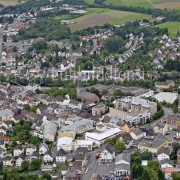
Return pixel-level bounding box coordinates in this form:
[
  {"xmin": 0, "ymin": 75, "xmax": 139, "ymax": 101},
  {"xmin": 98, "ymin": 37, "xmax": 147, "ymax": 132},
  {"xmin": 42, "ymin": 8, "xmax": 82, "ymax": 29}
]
[{"xmin": 18, "ymin": 19, "xmax": 71, "ymax": 41}]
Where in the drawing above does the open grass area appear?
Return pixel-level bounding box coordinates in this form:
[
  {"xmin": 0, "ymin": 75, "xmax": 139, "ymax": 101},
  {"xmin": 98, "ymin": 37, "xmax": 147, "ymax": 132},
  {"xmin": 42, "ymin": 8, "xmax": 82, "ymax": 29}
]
[
  {"xmin": 85, "ymin": 0, "xmax": 95, "ymax": 5},
  {"xmin": 0, "ymin": 0, "xmax": 19, "ymax": 6},
  {"xmin": 104, "ymin": 0, "xmax": 154, "ymax": 8},
  {"xmin": 69, "ymin": 8, "xmax": 151, "ymax": 31},
  {"xmin": 154, "ymin": 21, "xmax": 180, "ymax": 38}
]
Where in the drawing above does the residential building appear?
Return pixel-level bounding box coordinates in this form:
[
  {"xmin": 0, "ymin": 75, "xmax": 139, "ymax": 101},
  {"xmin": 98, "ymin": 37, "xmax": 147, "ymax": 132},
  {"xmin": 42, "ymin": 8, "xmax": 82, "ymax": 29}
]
[
  {"xmin": 130, "ymin": 128, "xmax": 145, "ymax": 140},
  {"xmin": 3, "ymin": 156, "xmax": 13, "ymax": 166},
  {"xmin": 153, "ymin": 122, "xmax": 168, "ymax": 135},
  {"xmin": 43, "ymin": 152, "xmax": 53, "ymax": 163},
  {"xmin": 99, "ymin": 144, "xmax": 115, "ymax": 164},
  {"xmin": 13, "ymin": 145, "xmax": 24, "ymax": 157},
  {"xmin": 165, "ymin": 115, "xmax": 180, "ymax": 130},
  {"xmin": 114, "ymin": 153, "xmax": 131, "ymax": 178},
  {"xmin": 160, "ymin": 159, "xmax": 174, "ymax": 169},
  {"xmin": 16, "ymin": 154, "xmax": 25, "ymax": 167},
  {"xmin": 39, "ymin": 143, "xmax": 49, "ymax": 155},
  {"xmin": 26, "ymin": 144, "xmax": 37, "ymax": 156},
  {"xmin": 155, "ymin": 80, "xmax": 175, "ymax": 90},
  {"xmin": 109, "ymin": 96, "xmax": 157, "ymax": 124},
  {"xmin": 121, "ymin": 124, "xmax": 130, "ymax": 133},
  {"xmin": 157, "ymin": 148, "xmax": 170, "ymax": 162},
  {"xmin": 56, "ymin": 149, "xmax": 66, "ymax": 163}
]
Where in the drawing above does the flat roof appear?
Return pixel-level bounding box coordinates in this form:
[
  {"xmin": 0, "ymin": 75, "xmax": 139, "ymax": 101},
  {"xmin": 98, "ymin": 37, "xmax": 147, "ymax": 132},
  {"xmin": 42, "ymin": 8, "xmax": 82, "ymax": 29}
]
[{"xmin": 85, "ymin": 128, "xmax": 121, "ymax": 141}]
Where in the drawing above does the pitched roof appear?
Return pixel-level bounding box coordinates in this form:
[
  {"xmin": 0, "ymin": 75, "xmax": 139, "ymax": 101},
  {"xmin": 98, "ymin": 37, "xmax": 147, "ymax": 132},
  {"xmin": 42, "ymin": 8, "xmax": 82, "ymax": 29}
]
[{"xmin": 160, "ymin": 158, "xmax": 173, "ymax": 166}]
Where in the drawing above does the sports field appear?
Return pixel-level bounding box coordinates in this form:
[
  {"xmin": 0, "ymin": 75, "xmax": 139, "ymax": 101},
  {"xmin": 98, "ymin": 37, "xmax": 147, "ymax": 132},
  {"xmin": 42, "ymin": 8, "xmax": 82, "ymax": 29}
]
[
  {"xmin": 0, "ymin": 0, "xmax": 19, "ymax": 6},
  {"xmin": 154, "ymin": 22, "xmax": 180, "ymax": 38},
  {"xmin": 104, "ymin": 0, "xmax": 154, "ymax": 8},
  {"xmin": 69, "ymin": 8, "xmax": 151, "ymax": 31}
]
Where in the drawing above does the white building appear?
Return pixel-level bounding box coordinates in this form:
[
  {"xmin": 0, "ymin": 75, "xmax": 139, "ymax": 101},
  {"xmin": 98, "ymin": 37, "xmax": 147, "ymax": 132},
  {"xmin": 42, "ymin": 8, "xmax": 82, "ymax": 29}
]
[
  {"xmin": 57, "ymin": 137, "xmax": 73, "ymax": 152},
  {"xmin": 73, "ymin": 140, "xmax": 93, "ymax": 151},
  {"xmin": 85, "ymin": 127, "xmax": 121, "ymax": 146},
  {"xmin": 153, "ymin": 92, "xmax": 178, "ymax": 104}
]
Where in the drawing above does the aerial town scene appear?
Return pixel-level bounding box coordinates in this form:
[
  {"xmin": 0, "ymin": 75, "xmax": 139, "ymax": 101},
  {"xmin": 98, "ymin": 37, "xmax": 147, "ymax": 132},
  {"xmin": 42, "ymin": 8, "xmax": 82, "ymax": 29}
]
[{"xmin": 0, "ymin": 0, "xmax": 179, "ymax": 179}]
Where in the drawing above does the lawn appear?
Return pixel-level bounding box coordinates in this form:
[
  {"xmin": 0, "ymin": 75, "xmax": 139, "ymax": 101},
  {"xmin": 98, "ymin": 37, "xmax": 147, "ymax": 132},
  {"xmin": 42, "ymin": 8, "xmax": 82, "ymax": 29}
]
[
  {"xmin": 85, "ymin": 0, "xmax": 95, "ymax": 5},
  {"xmin": 0, "ymin": 0, "xmax": 19, "ymax": 6},
  {"xmin": 104, "ymin": 0, "xmax": 154, "ymax": 8},
  {"xmin": 69, "ymin": 8, "xmax": 152, "ymax": 31},
  {"xmin": 154, "ymin": 22, "xmax": 180, "ymax": 38}
]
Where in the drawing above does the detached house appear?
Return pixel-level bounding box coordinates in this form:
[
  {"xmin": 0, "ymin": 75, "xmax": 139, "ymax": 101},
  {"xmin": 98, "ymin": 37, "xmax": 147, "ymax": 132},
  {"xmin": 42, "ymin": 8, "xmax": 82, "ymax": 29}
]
[
  {"xmin": 56, "ymin": 149, "xmax": 66, "ymax": 163},
  {"xmin": 39, "ymin": 143, "xmax": 49, "ymax": 155},
  {"xmin": 13, "ymin": 145, "xmax": 24, "ymax": 157},
  {"xmin": 26, "ymin": 144, "xmax": 37, "ymax": 156},
  {"xmin": 99, "ymin": 144, "xmax": 115, "ymax": 164},
  {"xmin": 43, "ymin": 151, "xmax": 53, "ymax": 163},
  {"xmin": 114, "ymin": 153, "xmax": 131, "ymax": 178},
  {"xmin": 16, "ymin": 154, "xmax": 26, "ymax": 167},
  {"xmin": 3, "ymin": 156, "xmax": 13, "ymax": 166}
]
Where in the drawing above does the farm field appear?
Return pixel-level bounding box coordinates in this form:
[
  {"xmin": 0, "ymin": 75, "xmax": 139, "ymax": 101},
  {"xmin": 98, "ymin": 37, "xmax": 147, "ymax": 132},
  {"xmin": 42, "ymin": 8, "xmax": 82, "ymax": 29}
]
[
  {"xmin": 85, "ymin": 0, "xmax": 95, "ymax": 5},
  {"xmin": 104, "ymin": 0, "xmax": 154, "ymax": 8},
  {"xmin": 154, "ymin": 22, "xmax": 180, "ymax": 38},
  {"xmin": 150, "ymin": 0, "xmax": 180, "ymax": 9},
  {"xmin": 0, "ymin": 0, "xmax": 19, "ymax": 6},
  {"xmin": 69, "ymin": 8, "xmax": 151, "ymax": 31}
]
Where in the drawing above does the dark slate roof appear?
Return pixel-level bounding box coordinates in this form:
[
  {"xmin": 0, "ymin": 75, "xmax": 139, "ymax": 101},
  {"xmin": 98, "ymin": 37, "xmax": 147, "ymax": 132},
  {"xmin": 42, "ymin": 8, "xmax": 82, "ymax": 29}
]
[
  {"xmin": 160, "ymin": 158, "xmax": 174, "ymax": 166},
  {"xmin": 57, "ymin": 149, "xmax": 66, "ymax": 156}
]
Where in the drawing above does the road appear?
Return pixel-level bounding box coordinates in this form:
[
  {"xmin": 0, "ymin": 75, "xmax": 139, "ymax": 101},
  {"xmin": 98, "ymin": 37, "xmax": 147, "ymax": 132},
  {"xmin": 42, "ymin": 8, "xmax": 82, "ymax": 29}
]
[
  {"xmin": 82, "ymin": 150, "xmax": 99, "ymax": 180},
  {"xmin": 122, "ymin": 36, "xmax": 139, "ymax": 56}
]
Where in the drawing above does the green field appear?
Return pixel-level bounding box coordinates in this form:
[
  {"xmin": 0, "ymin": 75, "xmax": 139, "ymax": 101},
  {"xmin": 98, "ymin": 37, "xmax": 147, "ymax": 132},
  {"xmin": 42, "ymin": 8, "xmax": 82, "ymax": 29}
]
[
  {"xmin": 154, "ymin": 22, "xmax": 180, "ymax": 38},
  {"xmin": 85, "ymin": 0, "xmax": 95, "ymax": 5},
  {"xmin": 69, "ymin": 8, "xmax": 152, "ymax": 31},
  {"xmin": 104, "ymin": 0, "xmax": 154, "ymax": 8}
]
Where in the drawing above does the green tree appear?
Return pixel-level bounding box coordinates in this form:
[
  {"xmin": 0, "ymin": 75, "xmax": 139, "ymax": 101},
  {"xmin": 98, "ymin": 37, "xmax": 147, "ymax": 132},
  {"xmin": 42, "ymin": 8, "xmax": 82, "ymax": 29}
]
[
  {"xmin": 30, "ymin": 159, "xmax": 42, "ymax": 171},
  {"xmin": 21, "ymin": 161, "xmax": 30, "ymax": 171},
  {"xmin": 115, "ymin": 139, "xmax": 126, "ymax": 152},
  {"xmin": 42, "ymin": 173, "xmax": 51, "ymax": 180}
]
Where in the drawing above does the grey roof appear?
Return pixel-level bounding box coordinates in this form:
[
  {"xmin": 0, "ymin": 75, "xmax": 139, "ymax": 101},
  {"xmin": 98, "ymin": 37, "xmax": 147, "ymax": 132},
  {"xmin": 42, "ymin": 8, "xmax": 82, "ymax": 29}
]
[
  {"xmin": 132, "ymin": 128, "xmax": 143, "ymax": 136},
  {"xmin": 57, "ymin": 149, "xmax": 66, "ymax": 156},
  {"xmin": 100, "ymin": 144, "xmax": 115, "ymax": 154},
  {"xmin": 77, "ymin": 89, "xmax": 98, "ymax": 100},
  {"xmin": 27, "ymin": 144, "xmax": 37, "ymax": 150},
  {"xmin": 114, "ymin": 164, "xmax": 130, "ymax": 172},
  {"xmin": 61, "ymin": 119, "xmax": 93, "ymax": 132},
  {"xmin": 115, "ymin": 153, "xmax": 130, "ymax": 165},
  {"xmin": 160, "ymin": 158, "xmax": 174, "ymax": 166},
  {"xmin": 0, "ymin": 109, "xmax": 13, "ymax": 117},
  {"xmin": 139, "ymin": 139, "xmax": 166, "ymax": 148},
  {"xmin": 39, "ymin": 143, "xmax": 49, "ymax": 150}
]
